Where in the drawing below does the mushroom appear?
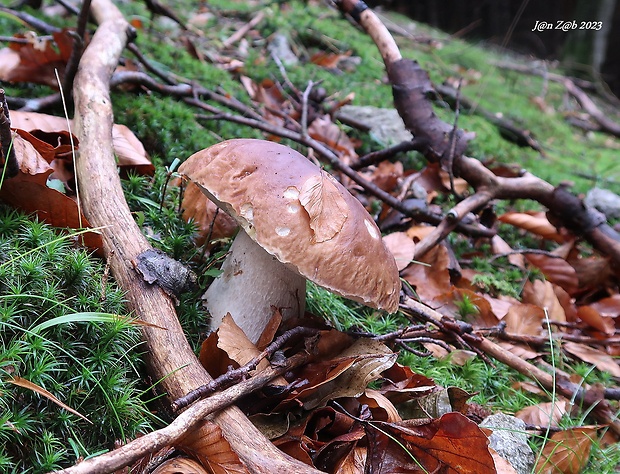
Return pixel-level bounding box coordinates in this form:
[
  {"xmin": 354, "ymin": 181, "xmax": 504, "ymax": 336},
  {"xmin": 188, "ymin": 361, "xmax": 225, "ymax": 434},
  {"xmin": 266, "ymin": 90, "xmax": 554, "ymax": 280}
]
[{"xmin": 179, "ymin": 139, "xmax": 400, "ymax": 343}]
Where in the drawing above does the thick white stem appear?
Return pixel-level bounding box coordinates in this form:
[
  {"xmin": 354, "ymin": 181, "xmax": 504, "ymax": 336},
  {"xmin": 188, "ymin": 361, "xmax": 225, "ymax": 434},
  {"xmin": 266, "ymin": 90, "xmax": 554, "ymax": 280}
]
[{"xmin": 205, "ymin": 230, "xmax": 306, "ymax": 343}]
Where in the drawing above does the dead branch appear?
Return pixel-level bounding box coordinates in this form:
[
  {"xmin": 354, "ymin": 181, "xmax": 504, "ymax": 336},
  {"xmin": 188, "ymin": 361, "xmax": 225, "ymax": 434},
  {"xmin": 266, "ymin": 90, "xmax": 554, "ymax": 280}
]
[
  {"xmin": 0, "ymin": 90, "xmax": 18, "ymax": 178},
  {"xmin": 401, "ymin": 297, "xmax": 620, "ymax": 435},
  {"xmin": 435, "ymin": 83, "xmax": 544, "ymax": 153},
  {"xmin": 562, "ymin": 78, "xmax": 620, "ymax": 138},
  {"xmin": 335, "ymin": 0, "xmax": 620, "ymax": 268},
  {"xmin": 55, "ymin": 353, "xmax": 309, "ymax": 474},
  {"xmin": 70, "ymin": 1, "xmax": 322, "ymax": 473}
]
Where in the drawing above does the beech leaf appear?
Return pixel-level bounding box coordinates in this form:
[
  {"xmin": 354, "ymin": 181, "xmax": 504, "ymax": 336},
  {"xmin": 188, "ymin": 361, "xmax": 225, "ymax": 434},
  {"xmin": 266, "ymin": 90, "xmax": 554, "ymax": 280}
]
[{"xmin": 299, "ymin": 171, "xmax": 348, "ymax": 243}]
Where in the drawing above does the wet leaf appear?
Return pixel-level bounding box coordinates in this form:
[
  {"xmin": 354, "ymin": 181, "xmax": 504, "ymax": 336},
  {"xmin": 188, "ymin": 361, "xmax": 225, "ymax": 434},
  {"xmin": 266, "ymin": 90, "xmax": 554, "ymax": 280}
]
[
  {"xmin": 366, "ymin": 412, "xmax": 495, "ymax": 474},
  {"xmin": 299, "ymin": 171, "xmax": 348, "ymax": 243}
]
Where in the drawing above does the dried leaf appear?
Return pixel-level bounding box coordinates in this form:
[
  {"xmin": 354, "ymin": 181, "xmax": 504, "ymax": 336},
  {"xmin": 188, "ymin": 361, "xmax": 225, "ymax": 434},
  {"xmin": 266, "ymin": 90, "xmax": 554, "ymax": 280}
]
[
  {"xmin": 367, "ymin": 413, "xmax": 495, "ymax": 474},
  {"xmin": 382, "ymin": 232, "xmax": 415, "ymax": 271},
  {"xmin": 177, "ymin": 423, "xmax": 249, "ymax": 474},
  {"xmin": 522, "ymin": 280, "xmax": 566, "ymax": 324},
  {"xmin": 285, "ymin": 339, "xmax": 397, "ymax": 411},
  {"xmin": 400, "ymin": 244, "xmax": 451, "ymax": 301},
  {"xmin": 502, "ymin": 303, "xmax": 546, "ymax": 336},
  {"xmin": 576, "ymin": 305, "xmax": 615, "ymax": 335},
  {"xmin": 490, "ymin": 448, "xmax": 519, "ymax": 474},
  {"xmin": 151, "ymin": 457, "xmax": 210, "ymax": 474},
  {"xmin": 525, "ymin": 254, "xmax": 579, "ymax": 294},
  {"xmin": 498, "ymin": 211, "xmax": 565, "ymax": 243},
  {"xmin": 9, "ymin": 376, "xmax": 90, "ymax": 423},
  {"xmin": 563, "ymin": 342, "xmax": 620, "ymax": 377},
  {"xmin": 536, "ymin": 427, "xmax": 597, "ymax": 474},
  {"xmin": 588, "ymin": 295, "xmax": 620, "ymax": 318},
  {"xmin": 308, "ymin": 114, "xmax": 359, "ymax": 163},
  {"xmin": 491, "ymin": 234, "xmax": 525, "ymax": 268},
  {"xmin": 180, "ymin": 181, "xmax": 238, "ymax": 247},
  {"xmin": 299, "ymin": 171, "xmax": 348, "ymax": 243},
  {"xmin": 0, "ymin": 30, "xmax": 74, "ymax": 87},
  {"xmin": 516, "ymin": 401, "xmax": 567, "ymax": 428},
  {"xmin": 10, "ymin": 110, "xmax": 153, "ymax": 173}
]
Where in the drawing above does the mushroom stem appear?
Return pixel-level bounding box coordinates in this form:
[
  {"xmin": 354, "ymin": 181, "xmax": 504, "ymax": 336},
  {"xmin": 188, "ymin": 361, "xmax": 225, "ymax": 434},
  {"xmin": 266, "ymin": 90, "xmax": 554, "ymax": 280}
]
[{"xmin": 204, "ymin": 230, "xmax": 307, "ymax": 343}]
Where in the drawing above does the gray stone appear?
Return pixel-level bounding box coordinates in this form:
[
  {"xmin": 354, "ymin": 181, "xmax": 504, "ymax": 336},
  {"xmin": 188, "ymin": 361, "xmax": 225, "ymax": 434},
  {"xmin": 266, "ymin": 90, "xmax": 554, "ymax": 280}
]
[
  {"xmin": 585, "ymin": 188, "xmax": 620, "ymax": 220},
  {"xmin": 268, "ymin": 33, "xmax": 298, "ymax": 66},
  {"xmin": 337, "ymin": 105, "xmax": 413, "ymax": 145},
  {"xmin": 481, "ymin": 413, "xmax": 535, "ymax": 474}
]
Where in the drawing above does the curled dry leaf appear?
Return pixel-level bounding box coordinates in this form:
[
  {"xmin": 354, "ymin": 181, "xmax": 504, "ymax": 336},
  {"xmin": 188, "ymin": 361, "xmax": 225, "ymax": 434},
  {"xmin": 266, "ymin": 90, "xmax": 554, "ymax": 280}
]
[
  {"xmin": 151, "ymin": 457, "xmax": 210, "ymax": 474},
  {"xmin": 0, "ymin": 30, "xmax": 74, "ymax": 87},
  {"xmin": 9, "ymin": 376, "xmax": 90, "ymax": 423},
  {"xmin": 177, "ymin": 423, "xmax": 249, "ymax": 474},
  {"xmin": 0, "ymin": 134, "xmax": 102, "ymax": 251},
  {"xmin": 498, "ymin": 211, "xmax": 565, "ymax": 243},
  {"xmin": 521, "ymin": 280, "xmax": 567, "ymax": 324},
  {"xmin": 382, "ymin": 231, "xmax": 415, "ymax": 271},
  {"xmin": 299, "ymin": 171, "xmax": 348, "ymax": 243},
  {"xmin": 10, "ymin": 110, "xmax": 153, "ymax": 173}
]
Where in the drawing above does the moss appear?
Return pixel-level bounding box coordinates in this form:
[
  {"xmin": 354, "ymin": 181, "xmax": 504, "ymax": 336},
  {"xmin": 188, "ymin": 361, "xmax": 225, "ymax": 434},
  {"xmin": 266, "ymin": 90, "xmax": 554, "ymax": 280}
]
[{"xmin": 0, "ymin": 207, "xmax": 152, "ymax": 472}]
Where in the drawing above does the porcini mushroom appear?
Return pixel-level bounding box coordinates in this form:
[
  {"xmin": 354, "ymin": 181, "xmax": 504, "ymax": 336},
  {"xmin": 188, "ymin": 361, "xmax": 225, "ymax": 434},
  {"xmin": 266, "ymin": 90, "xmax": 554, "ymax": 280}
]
[{"xmin": 179, "ymin": 139, "xmax": 400, "ymax": 343}]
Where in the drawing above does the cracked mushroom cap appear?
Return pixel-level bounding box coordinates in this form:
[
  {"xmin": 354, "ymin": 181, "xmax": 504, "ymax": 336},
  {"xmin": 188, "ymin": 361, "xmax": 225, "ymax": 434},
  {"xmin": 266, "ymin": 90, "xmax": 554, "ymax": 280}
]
[{"xmin": 179, "ymin": 139, "xmax": 401, "ymax": 313}]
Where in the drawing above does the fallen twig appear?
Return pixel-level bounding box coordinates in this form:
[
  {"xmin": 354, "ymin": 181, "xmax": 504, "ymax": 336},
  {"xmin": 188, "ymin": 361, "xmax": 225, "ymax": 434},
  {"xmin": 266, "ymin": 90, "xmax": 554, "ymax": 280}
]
[
  {"xmin": 401, "ymin": 297, "xmax": 620, "ymax": 435},
  {"xmin": 335, "ymin": 0, "xmax": 620, "ymax": 267},
  {"xmin": 70, "ymin": 1, "xmax": 322, "ymax": 473},
  {"xmin": 54, "ymin": 352, "xmax": 309, "ymax": 474}
]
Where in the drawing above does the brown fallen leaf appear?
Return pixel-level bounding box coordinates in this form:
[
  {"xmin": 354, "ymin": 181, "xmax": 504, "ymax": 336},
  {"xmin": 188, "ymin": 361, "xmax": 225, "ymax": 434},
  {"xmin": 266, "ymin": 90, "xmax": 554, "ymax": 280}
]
[
  {"xmin": 516, "ymin": 401, "xmax": 568, "ymax": 428},
  {"xmin": 299, "ymin": 171, "xmax": 349, "ymax": 243},
  {"xmin": 563, "ymin": 342, "xmax": 620, "ymax": 377},
  {"xmin": 536, "ymin": 427, "xmax": 597, "ymax": 474},
  {"xmin": 0, "ymin": 30, "xmax": 74, "ymax": 87},
  {"xmin": 382, "ymin": 232, "xmax": 416, "ymax": 271},
  {"xmin": 10, "ymin": 110, "xmax": 153, "ymax": 173},
  {"xmin": 524, "ymin": 253, "xmax": 579, "ymax": 294},
  {"xmin": 365, "ymin": 412, "xmax": 495, "ymax": 474},
  {"xmin": 151, "ymin": 457, "xmax": 210, "ymax": 474},
  {"xmin": 498, "ymin": 211, "xmax": 565, "ymax": 243},
  {"xmin": 176, "ymin": 423, "xmax": 249, "ymax": 474}
]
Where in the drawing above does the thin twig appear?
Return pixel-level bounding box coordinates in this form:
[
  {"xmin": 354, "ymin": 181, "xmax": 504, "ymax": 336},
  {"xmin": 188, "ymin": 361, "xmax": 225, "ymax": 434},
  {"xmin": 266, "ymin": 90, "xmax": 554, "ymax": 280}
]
[{"xmin": 173, "ymin": 326, "xmax": 319, "ymax": 411}]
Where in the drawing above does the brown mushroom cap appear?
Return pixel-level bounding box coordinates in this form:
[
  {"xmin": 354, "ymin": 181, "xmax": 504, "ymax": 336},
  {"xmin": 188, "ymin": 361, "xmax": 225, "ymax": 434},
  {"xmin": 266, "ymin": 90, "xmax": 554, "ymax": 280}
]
[{"xmin": 179, "ymin": 139, "xmax": 400, "ymax": 313}]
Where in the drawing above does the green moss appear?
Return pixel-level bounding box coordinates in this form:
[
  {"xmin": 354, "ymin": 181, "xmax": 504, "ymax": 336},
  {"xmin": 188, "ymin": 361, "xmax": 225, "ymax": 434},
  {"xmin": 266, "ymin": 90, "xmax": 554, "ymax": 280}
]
[{"xmin": 0, "ymin": 207, "xmax": 152, "ymax": 473}]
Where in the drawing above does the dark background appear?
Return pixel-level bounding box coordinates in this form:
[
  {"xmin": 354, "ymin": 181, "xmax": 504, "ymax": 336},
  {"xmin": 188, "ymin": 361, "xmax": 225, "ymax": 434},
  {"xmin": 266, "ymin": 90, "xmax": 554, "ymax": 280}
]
[{"xmin": 366, "ymin": 0, "xmax": 620, "ymax": 95}]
